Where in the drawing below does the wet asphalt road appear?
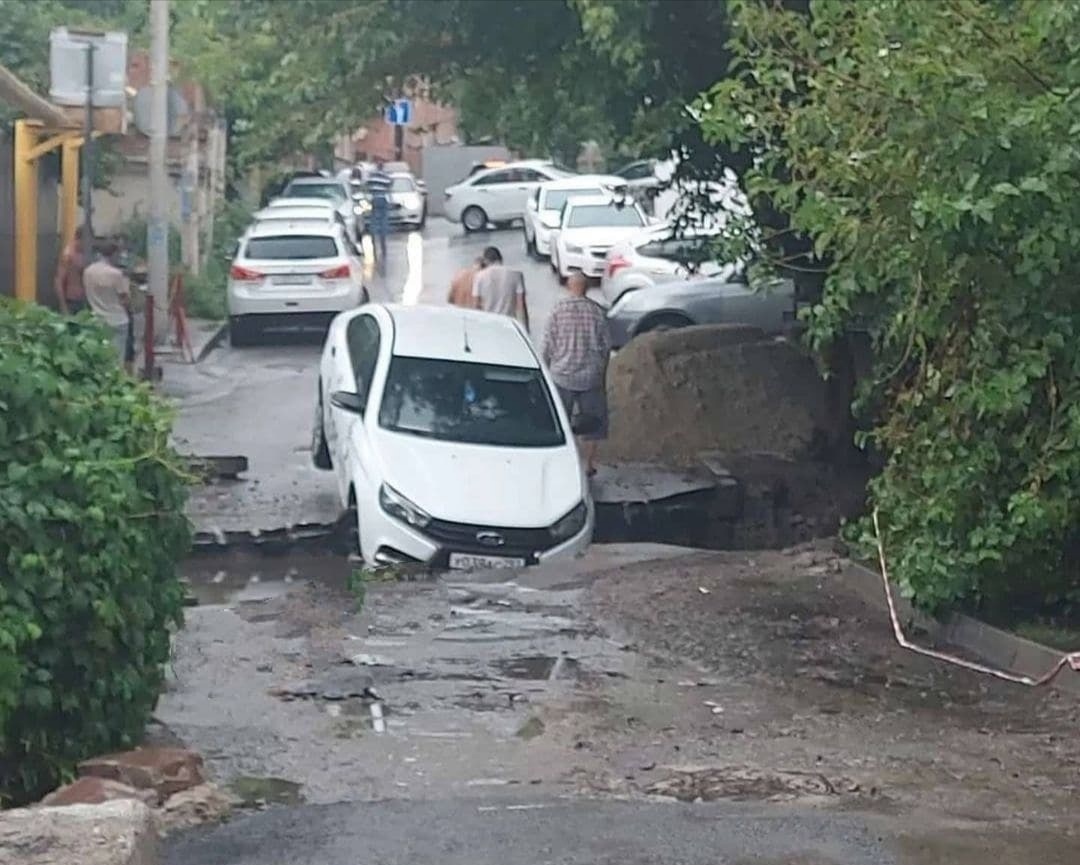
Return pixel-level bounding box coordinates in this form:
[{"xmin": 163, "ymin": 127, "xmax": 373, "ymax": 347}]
[
  {"xmin": 165, "ymin": 218, "xmax": 586, "ymax": 534},
  {"xmin": 165, "ymin": 798, "xmax": 891, "ymax": 865},
  {"xmin": 161, "ymin": 222, "xmax": 895, "ymax": 864}
]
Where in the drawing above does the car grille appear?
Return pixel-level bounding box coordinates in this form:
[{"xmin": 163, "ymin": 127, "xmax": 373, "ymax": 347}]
[
  {"xmin": 423, "ymin": 517, "xmax": 554, "ymax": 555},
  {"xmin": 589, "ymin": 246, "xmax": 612, "ymax": 259}
]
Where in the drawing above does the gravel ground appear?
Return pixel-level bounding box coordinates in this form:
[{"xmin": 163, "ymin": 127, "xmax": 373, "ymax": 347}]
[{"xmin": 586, "ymin": 542, "xmax": 1080, "ymax": 849}]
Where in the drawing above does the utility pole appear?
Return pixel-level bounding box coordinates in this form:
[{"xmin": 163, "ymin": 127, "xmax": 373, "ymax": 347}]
[
  {"xmin": 81, "ymin": 41, "xmax": 95, "ymax": 264},
  {"xmin": 148, "ymin": 0, "xmax": 170, "ymax": 336}
]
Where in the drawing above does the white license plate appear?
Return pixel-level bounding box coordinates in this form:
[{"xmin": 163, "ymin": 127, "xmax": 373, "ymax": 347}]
[
  {"xmin": 272, "ymin": 275, "xmax": 312, "ymax": 285},
  {"xmin": 449, "ymin": 553, "xmax": 526, "ymax": 570}
]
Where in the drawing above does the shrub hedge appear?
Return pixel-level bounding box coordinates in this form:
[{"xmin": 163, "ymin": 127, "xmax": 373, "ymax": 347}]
[{"xmin": 0, "ymin": 301, "xmax": 189, "ymax": 805}]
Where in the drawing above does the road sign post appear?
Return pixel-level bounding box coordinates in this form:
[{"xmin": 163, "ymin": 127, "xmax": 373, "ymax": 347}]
[{"xmin": 385, "ymin": 98, "xmax": 411, "ymax": 160}]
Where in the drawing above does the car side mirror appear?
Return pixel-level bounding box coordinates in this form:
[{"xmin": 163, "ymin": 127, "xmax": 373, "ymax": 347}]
[{"xmin": 330, "ymin": 390, "xmax": 365, "ymax": 415}]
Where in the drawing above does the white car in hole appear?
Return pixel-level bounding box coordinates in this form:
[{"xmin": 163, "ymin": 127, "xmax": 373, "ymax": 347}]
[
  {"xmin": 311, "ymin": 304, "xmax": 593, "ymax": 570},
  {"xmin": 550, "ymin": 195, "xmax": 654, "ymax": 281},
  {"xmin": 522, "ymin": 174, "xmax": 625, "ymax": 260},
  {"xmin": 227, "ymin": 222, "xmax": 367, "ymax": 345}
]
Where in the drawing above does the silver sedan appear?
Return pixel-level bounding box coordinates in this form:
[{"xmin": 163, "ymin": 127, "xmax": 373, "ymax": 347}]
[{"xmin": 605, "ymin": 271, "xmax": 796, "ymax": 348}]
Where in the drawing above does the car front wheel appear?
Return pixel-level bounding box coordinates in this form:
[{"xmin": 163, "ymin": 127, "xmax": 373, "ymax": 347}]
[
  {"xmin": 462, "ymin": 205, "xmax": 487, "ymax": 232},
  {"xmin": 637, "ymin": 313, "xmax": 694, "ymax": 335}
]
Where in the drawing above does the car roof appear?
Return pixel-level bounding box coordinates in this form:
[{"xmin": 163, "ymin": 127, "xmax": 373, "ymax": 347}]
[
  {"xmin": 466, "ymin": 160, "xmax": 571, "ymax": 184},
  {"xmin": 267, "ymin": 196, "xmax": 337, "ymax": 209},
  {"xmin": 562, "ymin": 194, "xmax": 622, "ymax": 210},
  {"xmin": 285, "ymin": 176, "xmax": 343, "ymax": 186},
  {"xmin": 379, "ymin": 304, "xmax": 538, "ymax": 368},
  {"xmin": 541, "ymin": 174, "xmax": 623, "ymax": 191},
  {"xmin": 256, "ymin": 206, "xmax": 336, "ymax": 219},
  {"xmin": 246, "ymin": 221, "xmax": 341, "ymax": 238}
]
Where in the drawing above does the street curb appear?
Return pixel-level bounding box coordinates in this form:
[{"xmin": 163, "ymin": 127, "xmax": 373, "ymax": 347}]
[
  {"xmin": 839, "ymin": 561, "xmax": 1080, "ymax": 697},
  {"xmin": 193, "ymin": 319, "xmax": 229, "ymax": 364}
]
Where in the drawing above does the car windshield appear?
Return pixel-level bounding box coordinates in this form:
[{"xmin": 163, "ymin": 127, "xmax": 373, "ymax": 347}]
[
  {"xmin": 543, "ymin": 187, "xmax": 602, "ymax": 212},
  {"xmin": 378, "ymin": 356, "xmax": 564, "ymax": 448},
  {"xmin": 281, "ymin": 183, "xmax": 345, "ymax": 203},
  {"xmin": 390, "ymin": 176, "xmax": 416, "ymax": 192},
  {"xmin": 567, "ymin": 203, "xmax": 645, "ymax": 228},
  {"xmin": 244, "ymin": 236, "xmax": 339, "ymax": 260}
]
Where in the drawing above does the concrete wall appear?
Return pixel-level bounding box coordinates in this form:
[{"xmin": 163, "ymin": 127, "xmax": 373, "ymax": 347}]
[
  {"xmin": 421, "ymin": 144, "xmax": 511, "ymax": 217},
  {"xmin": 92, "ymin": 162, "xmax": 183, "ymax": 235},
  {"xmin": 0, "ymin": 129, "xmax": 61, "ymax": 306}
]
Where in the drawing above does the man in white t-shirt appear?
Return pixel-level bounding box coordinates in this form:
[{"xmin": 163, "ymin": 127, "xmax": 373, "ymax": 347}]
[
  {"xmin": 472, "ymin": 246, "xmax": 529, "ymax": 331},
  {"xmin": 83, "ymin": 241, "xmax": 133, "ymax": 372}
]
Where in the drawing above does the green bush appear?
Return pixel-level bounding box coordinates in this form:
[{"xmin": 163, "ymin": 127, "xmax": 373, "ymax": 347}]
[{"xmin": 0, "ymin": 301, "xmax": 190, "ymax": 806}]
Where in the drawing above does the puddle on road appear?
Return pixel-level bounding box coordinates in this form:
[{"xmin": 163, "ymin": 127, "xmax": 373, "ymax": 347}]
[
  {"xmin": 644, "ymin": 766, "xmax": 851, "ymax": 803},
  {"xmin": 226, "ymin": 775, "xmax": 305, "ymax": 808},
  {"xmin": 181, "ymin": 549, "xmax": 351, "ymax": 606},
  {"xmin": 492, "ymin": 655, "xmax": 581, "ymax": 681}
]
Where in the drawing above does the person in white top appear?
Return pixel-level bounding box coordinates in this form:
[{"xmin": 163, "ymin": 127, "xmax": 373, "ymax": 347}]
[
  {"xmin": 83, "ymin": 241, "xmax": 133, "ymax": 372},
  {"xmin": 472, "ymin": 246, "xmax": 529, "ymax": 331}
]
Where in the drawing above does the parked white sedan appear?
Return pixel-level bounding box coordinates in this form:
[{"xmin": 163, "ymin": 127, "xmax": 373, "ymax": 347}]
[
  {"xmin": 550, "ymin": 195, "xmax": 654, "ymax": 281},
  {"xmin": 522, "ymin": 174, "xmax": 625, "ymax": 259},
  {"xmin": 227, "ymin": 222, "xmax": 366, "ymax": 345},
  {"xmin": 443, "ymin": 160, "xmax": 574, "ymax": 232},
  {"xmin": 312, "ymin": 304, "xmax": 594, "ymax": 569}
]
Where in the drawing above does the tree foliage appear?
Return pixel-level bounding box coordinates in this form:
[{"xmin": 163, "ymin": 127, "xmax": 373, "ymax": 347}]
[
  {"xmin": 0, "ymin": 302, "xmax": 189, "ymax": 805},
  {"xmin": 701, "ymin": 0, "xmax": 1080, "ymax": 612}
]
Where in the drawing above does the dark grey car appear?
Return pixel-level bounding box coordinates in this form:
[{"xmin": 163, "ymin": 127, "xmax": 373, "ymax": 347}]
[{"xmin": 605, "ymin": 271, "xmax": 796, "ymax": 348}]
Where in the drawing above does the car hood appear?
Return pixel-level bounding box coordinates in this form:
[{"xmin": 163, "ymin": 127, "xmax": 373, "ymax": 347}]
[
  {"xmin": 563, "ymin": 226, "xmax": 650, "ymax": 247},
  {"xmin": 372, "ymin": 429, "xmax": 583, "ymax": 527},
  {"xmin": 539, "ymin": 211, "xmax": 562, "ymax": 229}
]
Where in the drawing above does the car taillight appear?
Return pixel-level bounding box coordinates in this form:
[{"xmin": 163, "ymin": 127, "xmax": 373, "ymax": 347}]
[
  {"xmin": 319, "ymin": 264, "xmax": 351, "ymax": 279},
  {"xmin": 606, "ymin": 255, "xmax": 630, "ymax": 279},
  {"xmin": 229, "ymin": 264, "xmax": 263, "ymax": 281}
]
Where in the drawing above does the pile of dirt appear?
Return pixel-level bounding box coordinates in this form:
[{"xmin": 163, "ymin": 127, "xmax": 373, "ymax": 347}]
[{"xmin": 602, "ymin": 325, "xmax": 852, "ymax": 466}]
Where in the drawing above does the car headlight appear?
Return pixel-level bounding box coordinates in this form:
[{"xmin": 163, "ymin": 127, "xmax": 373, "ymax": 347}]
[
  {"xmin": 379, "ymin": 484, "xmax": 431, "ymax": 529},
  {"xmin": 564, "ymin": 243, "xmax": 584, "ymax": 254},
  {"xmin": 354, "ymin": 201, "xmax": 372, "ymax": 215},
  {"xmin": 549, "ymin": 501, "xmax": 587, "ymax": 542},
  {"xmin": 401, "ymin": 193, "xmax": 421, "ymax": 209}
]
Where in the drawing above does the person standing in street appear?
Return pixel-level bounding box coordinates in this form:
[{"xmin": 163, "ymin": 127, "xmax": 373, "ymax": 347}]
[
  {"xmin": 541, "ymin": 270, "xmax": 611, "ymax": 477},
  {"xmin": 472, "ymin": 246, "xmax": 529, "ymax": 331},
  {"xmin": 54, "ymin": 227, "xmax": 88, "ymax": 314},
  {"xmin": 366, "ymin": 158, "xmax": 393, "ymax": 269},
  {"xmin": 448, "ymin": 256, "xmax": 484, "ymax": 307},
  {"xmin": 83, "ymin": 240, "xmax": 133, "ymax": 373}
]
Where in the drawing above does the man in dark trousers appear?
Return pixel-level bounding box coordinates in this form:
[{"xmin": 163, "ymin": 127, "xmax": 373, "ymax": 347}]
[
  {"xmin": 541, "ymin": 271, "xmax": 610, "ymax": 476},
  {"xmin": 366, "ymin": 158, "xmax": 393, "ymax": 269}
]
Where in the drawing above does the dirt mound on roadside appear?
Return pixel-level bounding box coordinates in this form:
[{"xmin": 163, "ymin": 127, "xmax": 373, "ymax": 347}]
[{"xmin": 601, "ymin": 325, "xmax": 851, "ymax": 466}]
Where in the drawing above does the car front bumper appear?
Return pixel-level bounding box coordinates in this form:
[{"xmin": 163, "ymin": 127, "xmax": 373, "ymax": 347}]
[
  {"xmin": 228, "ymin": 281, "xmax": 365, "ymax": 317},
  {"xmin": 560, "ymin": 249, "xmax": 607, "ymax": 278},
  {"xmin": 535, "ymin": 225, "xmax": 555, "ymax": 256},
  {"xmin": 359, "ymin": 499, "xmax": 594, "ymax": 569}
]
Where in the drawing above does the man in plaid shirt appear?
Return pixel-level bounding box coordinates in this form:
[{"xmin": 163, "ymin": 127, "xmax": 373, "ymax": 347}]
[{"xmin": 541, "ymin": 271, "xmax": 611, "ymax": 476}]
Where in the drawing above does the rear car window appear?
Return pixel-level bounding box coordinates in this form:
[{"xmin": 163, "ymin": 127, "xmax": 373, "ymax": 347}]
[
  {"xmin": 245, "ymin": 235, "xmax": 339, "ymax": 260},
  {"xmin": 566, "ymin": 203, "xmax": 645, "ymax": 228},
  {"xmin": 543, "ymin": 187, "xmax": 602, "ymax": 211},
  {"xmin": 281, "ymin": 183, "xmax": 345, "ymax": 202}
]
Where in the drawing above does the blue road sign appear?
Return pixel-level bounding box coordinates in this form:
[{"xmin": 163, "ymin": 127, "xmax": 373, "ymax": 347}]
[{"xmin": 385, "ymin": 98, "xmax": 412, "ymax": 126}]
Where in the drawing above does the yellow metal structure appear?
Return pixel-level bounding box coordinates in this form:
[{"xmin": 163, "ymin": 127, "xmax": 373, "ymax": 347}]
[{"xmin": 13, "ymin": 119, "xmax": 85, "ymax": 303}]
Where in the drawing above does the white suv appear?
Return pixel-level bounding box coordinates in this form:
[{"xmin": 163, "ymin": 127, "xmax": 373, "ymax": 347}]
[
  {"xmin": 444, "ymin": 160, "xmax": 574, "ymax": 232},
  {"xmin": 227, "ymin": 222, "xmax": 366, "ymax": 346},
  {"xmin": 522, "ymin": 174, "xmax": 625, "ymax": 259},
  {"xmin": 312, "ymin": 303, "xmax": 593, "ymax": 569}
]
